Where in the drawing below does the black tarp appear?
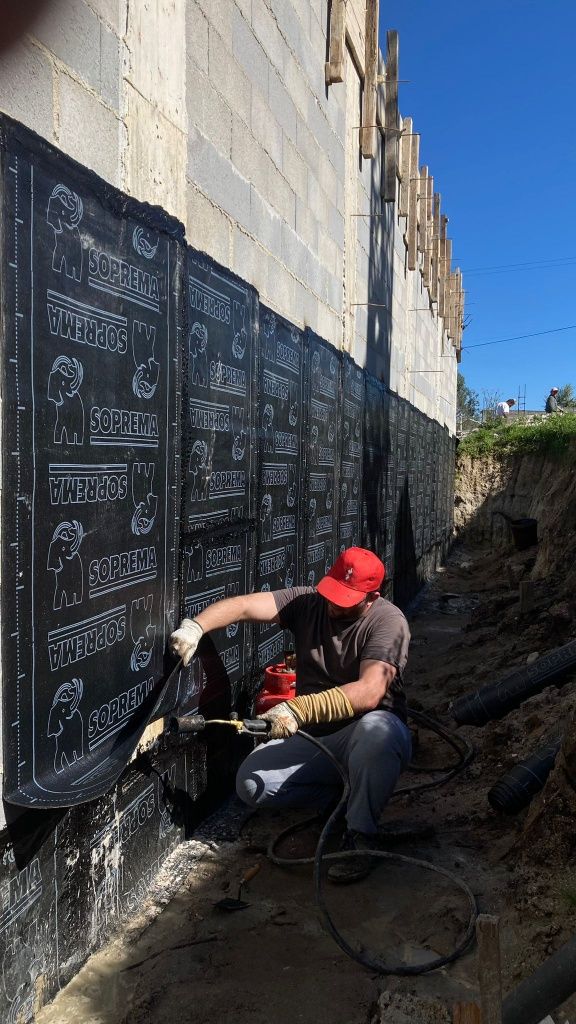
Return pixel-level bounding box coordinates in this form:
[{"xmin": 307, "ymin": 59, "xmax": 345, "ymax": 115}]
[
  {"xmin": 302, "ymin": 331, "xmax": 340, "ymax": 587},
  {"xmin": 0, "ymin": 116, "xmax": 183, "ymax": 808},
  {"xmin": 253, "ymin": 308, "xmax": 306, "ymax": 667}
]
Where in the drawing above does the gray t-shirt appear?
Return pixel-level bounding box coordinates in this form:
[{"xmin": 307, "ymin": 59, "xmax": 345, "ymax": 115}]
[{"xmin": 272, "ymin": 587, "xmax": 410, "ymax": 722}]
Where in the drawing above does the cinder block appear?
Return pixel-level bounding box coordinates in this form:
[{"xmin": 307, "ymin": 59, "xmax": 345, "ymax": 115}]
[
  {"xmin": 290, "ymin": 0, "xmax": 311, "ymax": 34},
  {"xmin": 250, "ymin": 187, "xmax": 283, "ymax": 261},
  {"xmin": 307, "ymin": 171, "xmax": 328, "ymax": 223},
  {"xmin": 187, "ymin": 63, "xmax": 232, "ymax": 157},
  {"xmin": 296, "ymin": 117, "xmax": 321, "ymax": 172},
  {"xmin": 186, "ymin": 1, "xmax": 209, "ymax": 75},
  {"xmin": 268, "ymin": 68, "xmax": 297, "ymax": 144},
  {"xmin": 327, "ymin": 201, "xmax": 344, "ymax": 248},
  {"xmin": 196, "ymin": 0, "xmax": 233, "ymax": 48},
  {"xmin": 316, "ymin": 303, "xmax": 341, "ymax": 350},
  {"xmin": 282, "ymin": 135, "xmax": 307, "ymax": 199},
  {"xmin": 59, "ymin": 71, "xmax": 121, "ymax": 185},
  {"xmin": 317, "ymin": 224, "xmax": 338, "ymax": 276},
  {"xmin": 231, "ymin": 115, "xmax": 273, "ymax": 197},
  {"xmin": 35, "ymin": 0, "xmax": 101, "ymax": 93},
  {"xmin": 264, "ymin": 254, "xmax": 295, "ymax": 320},
  {"xmin": 317, "ymin": 150, "xmax": 336, "ymax": 202},
  {"xmin": 251, "ymin": 0, "xmax": 287, "ymax": 77},
  {"xmin": 85, "ymin": 0, "xmax": 124, "ymax": 34},
  {"xmin": 0, "ymin": 40, "xmax": 54, "ymax": 141},
  {"xmin": 251, "ymin": 87, "xmax": 282, "ymax": 170},
  {"xmin": 99, "ymin": 20, "xmax": 121, "ymax": 110},
  {"xmin": 283, "ymin": 51, "xmax": 310, "ymax": 119},
  {"xmin": 125, "ymin": 84, "xmax": 186, "ymax": 218},
  {"xmin": 208, "ymin": 28, "xmax": 251, "ymax": 128},
  {"xmin": 269, "ymin": 0, "xmax": 302, "ymax": 57},
  {"xmin": 188, "ymin": 124, "xmax": 251, "ymax": 230},
  {"xmin": 232, "ymin": 6, "xmax": 270, "ymax": 98},
  {"xmin": 186, "ymin": 184, "xmax": 232, "ymax": 267},
  {"xmin": 248, "ymin": 170, "xmax": 294, "ymax": 234},
  {"xmin": 125, "ymin": 0, "xmax": 186, "ymax": 129},
  {"xmin": 232, "ymin": 226, "xmax": 268, "ymax": 295},
  {"xmin": 281, "ymin": 221, "xmax": 309, "ymax": 282},
  {"xmin": 295, "ymin": 196, "xmax": 318, "ymax": 252}
]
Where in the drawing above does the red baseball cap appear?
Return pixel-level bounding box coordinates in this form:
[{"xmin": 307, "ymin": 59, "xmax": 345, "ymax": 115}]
[{"xmin": 316, "ymin": 547, "xmax": 385, "ymax": 608}]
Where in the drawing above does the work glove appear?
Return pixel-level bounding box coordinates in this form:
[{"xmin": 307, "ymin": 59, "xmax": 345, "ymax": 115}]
[
  {"xmin": 257, "ymin": 702, "xmax": 300, "ymax": 740},
  {"xmin": 169, "ymin": 618, "xmax": 204, "ymax": 668}
]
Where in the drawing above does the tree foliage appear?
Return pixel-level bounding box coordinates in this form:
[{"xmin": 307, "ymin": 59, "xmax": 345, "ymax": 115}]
[
  {"xmin": 556, "ymin": 384, "xmax": 576, "ymax": 409},
  {"xmin": 457, "ymin": 372, "xmax": 479, "ymax": 419}
]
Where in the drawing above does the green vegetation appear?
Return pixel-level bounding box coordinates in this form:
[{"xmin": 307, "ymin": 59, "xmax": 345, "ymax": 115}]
[
  {"xmin": 553, "ymin": 383, "xmax": 576, "ymax": 409},
  {"xmin": 458, "ymin": 412, "xmax": 576, "ymax": 460}
]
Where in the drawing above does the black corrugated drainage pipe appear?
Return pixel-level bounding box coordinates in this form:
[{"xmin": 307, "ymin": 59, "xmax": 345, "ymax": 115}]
[
  {"xmin": 488, "ymin": 737, "xmax": 561, "ymax": 814},
  {"xmin": 502, "ymin": 932, "xmax": 576, "ymax": 1024},
  {"xmin": 451, "ymin": 639, "xmax": 576, "ymax": 727}
]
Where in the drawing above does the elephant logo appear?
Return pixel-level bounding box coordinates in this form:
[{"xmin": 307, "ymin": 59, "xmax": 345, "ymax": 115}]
[
  {"xmin": 307, "ymin": 569, "xmax": 316, "ymax": 587},
  {"xmin": 262, "ymin": 311, "xmax": 276, "ymax": 362},
  {"xmin": 48, "ymin": 355, "xmax": 84, "ymax": 445},
  {"xmin": 130, "ymin": 595, "xmax": 156, "ymax": 671},
  {"xmin": 46, "ymin": 183, "xmax": 84, "ymax": 281},
  {"xmin": 232, "ymin": 300, "xmax": 247, "ymax": 359},
  {"xmin": 260, "ymin": 494, "xmax": 272, "ymax": 542},
  {"xmin": 186, "ymin": 540, "xmax": 204, "ymax": 583},
  {"xmin": 288, "ymin": 381, "xmax": 298, "ymax": 426},
  {"xmin": 285, "ymin": 544, "xmax": 295, "ymax": 588},
  {"xmin": 47, "ymin": 678, "xmax": 84, "ymax": 774},
  {"xmin": 189, "ymin": 322, "xmax": 208, "ymax": 386},
  {"xmin": 262, "ymin": 404, "xmax": 274, "ymax": 453},
  {"xmin": 131, "ymin": 463, "xmax": 158, "ymax": 535},
  {"xmin": 231, "ymin": 405, "xmax": 246, "ymax": 462},
  {"xmin": 47, "ymin": 520, "xmax": 84, "ymax": 610},
  {"xmin": 286, "ymin": 463, "xmax": 296, "ymax": 508},
  {"xmin": 188, "ymin": 440, "xmax": 210, "ymax": 501},
  {"xmin": 132, "ymin": 226, "xmax": 158, "ymax": 260},
  {"xmin": 310, "ymin": 424, "xmax": 319, "ymax": 463},
  {"xmin": 132, "ymin": 321, "xmax": 160, "ymax": 400}
]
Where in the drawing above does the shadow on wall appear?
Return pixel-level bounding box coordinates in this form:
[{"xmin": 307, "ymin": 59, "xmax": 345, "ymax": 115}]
[{"xmin": 365, "ymin": 153, "xmax": 395, "ymax": 387}]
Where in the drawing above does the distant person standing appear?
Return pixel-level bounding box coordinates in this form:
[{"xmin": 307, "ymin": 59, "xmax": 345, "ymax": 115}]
[
  {"xmin": 495, "ymin": 397, "xmax": 516, "ymax": 418},
  {"xmin": 545, "ymin": 387, "xmax": 562, "ymax": 414}
]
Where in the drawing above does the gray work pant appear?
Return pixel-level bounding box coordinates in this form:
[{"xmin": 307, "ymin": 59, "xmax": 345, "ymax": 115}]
[{"xmin": 235, "ymin": 710, "xmax": 412, "ymax": 835}]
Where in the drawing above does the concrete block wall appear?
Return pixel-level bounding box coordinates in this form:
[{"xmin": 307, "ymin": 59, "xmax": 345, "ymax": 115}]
[{"xmin": 0, "ymin": 0, "xmax": 457, "ymax": 430}]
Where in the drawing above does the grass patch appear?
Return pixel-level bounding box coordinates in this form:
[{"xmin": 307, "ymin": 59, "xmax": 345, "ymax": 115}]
[{"xmin": 457, "ymin": 413, "xmax": 576, "ymax": 460}]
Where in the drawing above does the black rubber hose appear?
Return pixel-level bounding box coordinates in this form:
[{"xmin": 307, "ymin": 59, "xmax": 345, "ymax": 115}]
[
  {"xmin": 488, "ymin": 737, "xmax": 561, "ymax": 815},
  {"xmin": 502, "ymin": 932, "xmax": 576, "ymax": 1024},
  {"xmin": 267, "ymin": 713, "xmax": 478, "ymax": 975},
  {"xmin": 451, "ymin": 638, "xmax": 576, "ymax": 727}
]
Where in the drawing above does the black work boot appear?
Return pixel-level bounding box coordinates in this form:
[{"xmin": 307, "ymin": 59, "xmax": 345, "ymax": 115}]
[{"xmin": 327, "ymin": 829, "xmax": 379, "ymax": 885}]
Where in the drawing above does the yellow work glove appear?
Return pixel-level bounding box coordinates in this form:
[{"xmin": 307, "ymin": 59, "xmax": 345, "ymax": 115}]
[{"xmin": 258, "ymin": 687, "xmax": 355, "ymax": 739}]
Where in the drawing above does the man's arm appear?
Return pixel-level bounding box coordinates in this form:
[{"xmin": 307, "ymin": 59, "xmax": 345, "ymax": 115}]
[
  {"xmin": 195, "ymin": 591, "xmax": 280, "ymax": 632},
  {"xmin": 339, "ymin": 659, "xmax": 397, "ymax": 714},
  {"xmin": 170, "ymin": 591, "xmax": 280, "ymax": 666},
  {"xmin": 259, "ymin": 659, "xmax": 398, "ymax": 739}
]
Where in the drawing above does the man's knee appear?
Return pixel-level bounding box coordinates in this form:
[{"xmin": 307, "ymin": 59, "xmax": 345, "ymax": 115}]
[{"xmin": 350, "ymin": 712, "xmax": 411, "ymax": 761}]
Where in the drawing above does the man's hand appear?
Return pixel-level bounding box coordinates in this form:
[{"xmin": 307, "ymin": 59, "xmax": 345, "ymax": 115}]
[
  {"xmin": 169, "ymin": 619, "xmax": 203, "ymax": 667},
  {"xmin": 257, "ymin": 702, "xmax": 299, "ymax": 739}
]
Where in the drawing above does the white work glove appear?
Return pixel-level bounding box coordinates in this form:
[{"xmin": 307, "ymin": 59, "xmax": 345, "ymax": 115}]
[
  {"xmin": 169, "ymin": 618, "xmax": 203, "ymax": 667},
  {"xmin": 257, "ymin": 702, "xmax": 299, "ymax": 740}
]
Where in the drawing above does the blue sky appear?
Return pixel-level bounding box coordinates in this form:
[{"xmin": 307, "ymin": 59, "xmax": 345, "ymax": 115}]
[{"xmin": 380, "ymin": 1, "xmax": 576, "ymax": 411}]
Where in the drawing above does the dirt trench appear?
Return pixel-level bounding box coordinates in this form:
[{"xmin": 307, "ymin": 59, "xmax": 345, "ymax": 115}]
[{"xmin": 37, "ymin": 455, "xmax": 576, "ymax": 1024}]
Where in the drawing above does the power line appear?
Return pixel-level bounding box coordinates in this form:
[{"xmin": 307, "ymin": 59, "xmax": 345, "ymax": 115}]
[
  {"xmin": 464, "ymin": 323, "xmax": 576, "ymax": 350},
  {"xmin": 464, "ymin": 255, "xmax": 576, "ymax": 273}
]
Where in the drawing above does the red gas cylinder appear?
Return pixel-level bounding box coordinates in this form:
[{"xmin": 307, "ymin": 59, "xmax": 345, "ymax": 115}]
[{"xmin": 254, "ymin": 663, "xmax": 297, "ymax": 714}]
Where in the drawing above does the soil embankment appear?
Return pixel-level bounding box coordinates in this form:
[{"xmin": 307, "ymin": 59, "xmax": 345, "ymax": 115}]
[{"xmin": 35, "ymin": 450, "xmax": 576, "ymax": 1024}]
